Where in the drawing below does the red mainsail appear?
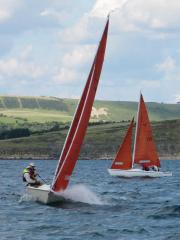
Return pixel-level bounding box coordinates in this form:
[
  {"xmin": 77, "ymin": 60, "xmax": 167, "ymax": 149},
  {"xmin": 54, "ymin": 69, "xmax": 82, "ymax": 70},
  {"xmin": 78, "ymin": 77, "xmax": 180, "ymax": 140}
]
[
  {"xmin": 52, "ymin": 18, "xmax": 109, "ymax": 192},
  {"xmin": 53, "ymin": 55, "xmax": 96, "ymax": 181},
  {"xmin": 111, "ymin": 118, "xmax": 134, "ymax": 170},
  {"xmin": 133, "ymin": 94, "xmax": 160, "ymax": 167}
]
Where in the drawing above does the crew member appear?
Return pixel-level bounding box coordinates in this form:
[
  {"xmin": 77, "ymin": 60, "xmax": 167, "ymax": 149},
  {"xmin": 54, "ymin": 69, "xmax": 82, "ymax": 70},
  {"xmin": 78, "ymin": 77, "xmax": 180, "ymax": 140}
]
[
  {"xmin": 141, "ymin": 162, "xmax": 150, "ymax": 171},
  {"xmin": 23, "ymin": 163, "xmax": 42, "ymax": 187},
  {"xmin": 151, "ymin": 165, "xmax": 159, "ymax": 171}
]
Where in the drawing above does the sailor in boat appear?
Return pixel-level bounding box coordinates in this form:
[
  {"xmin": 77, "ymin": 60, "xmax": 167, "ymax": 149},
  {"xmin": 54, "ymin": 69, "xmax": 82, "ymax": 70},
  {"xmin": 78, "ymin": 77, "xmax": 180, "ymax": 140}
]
[
  {"xmin": 141, "ymin": 163, "xmax": 150, "ymax": 171},
  {"xmin": 23, "ymin": 163, "xmax": 42, "ymax": 187},
  {"xmin": 141, "ymin": 163, "xmax": 160, "ymax": 172},
  {"xmin": 151, "ymin": 165, "xmax": 160, "ymax": 171}
]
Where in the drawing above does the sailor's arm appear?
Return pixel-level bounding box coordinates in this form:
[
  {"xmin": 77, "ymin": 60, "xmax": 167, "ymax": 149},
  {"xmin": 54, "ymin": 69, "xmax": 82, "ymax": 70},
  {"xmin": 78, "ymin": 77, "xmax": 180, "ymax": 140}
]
[
  {"xmin": 33, "ymin": 169, "xmax": 38, "ymax": 177},
  {"xmin": 24, "ymin": 173, "xmax": 36, "ymax": 183}
]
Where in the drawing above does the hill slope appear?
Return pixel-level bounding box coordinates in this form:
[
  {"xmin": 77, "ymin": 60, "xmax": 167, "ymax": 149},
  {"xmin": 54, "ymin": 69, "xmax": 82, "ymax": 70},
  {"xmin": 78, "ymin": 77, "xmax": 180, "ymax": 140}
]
[
  {"xmin": 0, "ymin": 96, "xmax": 179, "ymax": 123},
  {"xmin": 0, "ymin": 119, "xmax": 179, "ymax": 160}
]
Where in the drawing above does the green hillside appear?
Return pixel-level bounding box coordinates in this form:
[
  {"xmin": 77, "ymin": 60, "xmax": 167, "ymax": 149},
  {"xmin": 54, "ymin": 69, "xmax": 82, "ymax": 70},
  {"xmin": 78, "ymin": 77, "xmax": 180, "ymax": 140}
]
[
  {"xmin": 0, "ymin": 96, "xmax": 179, "ymax": 124},
  {"xmin": 0, "ymin": 96, "xmax": 179, "ymax": 160},
  {"xmin": 0, "ymin": 96, "xmax": 68, "ymax": 111},
  {"xmin": 0, "ymin": 120, "xmax": 179, "ymax": 160}
]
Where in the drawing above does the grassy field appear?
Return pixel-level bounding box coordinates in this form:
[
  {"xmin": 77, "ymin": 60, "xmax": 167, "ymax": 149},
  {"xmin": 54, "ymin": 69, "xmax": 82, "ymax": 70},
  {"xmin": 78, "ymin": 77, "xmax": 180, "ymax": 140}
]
[
  {"xmin": 0, "ymin": 109, "xmax": 72, "ymax": 123},
  {"xmin": 0, "ymin": 96, "xmax": 179, "ymax": 124}
]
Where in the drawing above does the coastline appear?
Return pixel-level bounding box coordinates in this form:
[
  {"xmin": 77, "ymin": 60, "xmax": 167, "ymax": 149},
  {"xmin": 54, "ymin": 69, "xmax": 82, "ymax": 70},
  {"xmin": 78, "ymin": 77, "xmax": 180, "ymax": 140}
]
[{"xmin": 0, "ymin": 155, "xmax": 180, "ymax": 160}]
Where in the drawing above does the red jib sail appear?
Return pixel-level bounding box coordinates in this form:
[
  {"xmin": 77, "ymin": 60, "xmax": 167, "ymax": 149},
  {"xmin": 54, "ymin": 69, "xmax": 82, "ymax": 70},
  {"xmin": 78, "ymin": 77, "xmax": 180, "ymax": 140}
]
[
  {"xmin": 53, "ymin": 54, "xmax": 96, "ymax": 181},
  {"xmin": 52, "ymin": 18, "xmax": 109, "ymax": 192},
  {"xmin": 133, "ymin": 94, "xmax": 160, "ymax": 167},
  {"xmin": 111, "ymin": 118, "xmax": 134, "ymax": 170}
]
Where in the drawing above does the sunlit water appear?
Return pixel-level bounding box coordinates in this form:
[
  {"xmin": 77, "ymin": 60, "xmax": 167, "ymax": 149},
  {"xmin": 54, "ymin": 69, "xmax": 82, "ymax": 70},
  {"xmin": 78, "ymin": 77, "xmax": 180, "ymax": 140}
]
[{"xmin": 0, "ymin": 160, "xmax": 179, "ymax": 240}]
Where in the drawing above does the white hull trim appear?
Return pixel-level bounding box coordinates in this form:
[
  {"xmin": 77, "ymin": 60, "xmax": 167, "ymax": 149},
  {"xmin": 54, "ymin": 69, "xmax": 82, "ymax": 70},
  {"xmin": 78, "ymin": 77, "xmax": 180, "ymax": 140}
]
[
  {"xmin": 108, "ymin": 168, "xmax": 172, "ymax": 178},
  {"xmin": 27, "ymin": 184, "xmax": 65, "ymax": 204}
]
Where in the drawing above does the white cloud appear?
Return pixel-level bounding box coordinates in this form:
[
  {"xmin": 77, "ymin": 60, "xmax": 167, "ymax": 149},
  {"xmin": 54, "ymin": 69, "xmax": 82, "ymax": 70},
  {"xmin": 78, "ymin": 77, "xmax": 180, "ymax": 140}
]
[
  {"xmin": 156, "ymin": 56, "xmax": 176, "ymax": 72},
  {"xmin": 0, "ymin": 0, "xmax": 179, "ymax": 102},
  {"xmin": 62, "ymin": 44, "xmax": 96, "ymax": 68},
  {"xmin": 58, "ymin": 15, "xmax": 91, "ymax": 43},
  {"xmin": 150, "ymin": 18, "xmax": 166, "ymax": 29},
  {"xmin": 40, "ymin": 8, "xmax": 68, "ymax": 23},
  {"xmin": 0, "ymin": 9, "xmax": 10, "ymax": 22},
  {"xmin": 91, "ymin": 0, "xmax": 180, "ymax": 34},
  {"xmin": 53, "ymin": 43, "xmax": 97, "ymax": 85},
  {"xmin": 0, "ymin": 58, "xmax": 45, "ymax": 79},
  {"xmin": 53, "ymin": 67, "xmax": 82, "ymax": 84},
  {"xmin": 20, "ymin": 45, "xmax": 33, "ymax": 59},
  {"xmin": 91, "ymin": 0, "xmax": 128, "ymax": 18},
  {"xmin": 40, "ymin": 9, "xmax": 54, "ymax": 17},
  {"xmin": 0, "ymin": 0, "xmax": 22, "ymax": 22}
]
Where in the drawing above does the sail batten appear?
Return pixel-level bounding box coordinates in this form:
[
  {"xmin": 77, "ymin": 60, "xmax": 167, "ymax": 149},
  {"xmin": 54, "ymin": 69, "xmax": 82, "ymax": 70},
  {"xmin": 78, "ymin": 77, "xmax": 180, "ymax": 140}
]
[
  {"xmin": 111, "ymin": 118, "xmax": 134, "ymax": 170},
  {"xmin": 52, "ymin": 18, "xmax": 109, "ymax": 192},
  {"xmin": 133, "ymin": 94, "xmax": 160, "ymax": 167}
]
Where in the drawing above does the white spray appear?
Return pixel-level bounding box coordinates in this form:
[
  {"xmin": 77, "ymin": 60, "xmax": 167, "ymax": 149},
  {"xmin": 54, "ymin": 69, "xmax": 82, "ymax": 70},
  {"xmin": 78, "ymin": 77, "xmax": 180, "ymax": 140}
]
[{"xmin": 58, "ymin": 184, "xmax": 104, "ymax": 205}]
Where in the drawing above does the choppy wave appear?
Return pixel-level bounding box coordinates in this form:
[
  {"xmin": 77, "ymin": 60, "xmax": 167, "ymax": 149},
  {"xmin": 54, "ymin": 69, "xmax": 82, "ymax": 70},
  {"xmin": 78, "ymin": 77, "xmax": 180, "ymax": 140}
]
[
  {"xmin": 148, "ymin": 205, "xmax": 180, "ymax": 219},
  {"xmin": 0, "ymin": 159, "xmax": 179, "ymax": 240},
  {"xmin": 58, "ymin": 184, "xmax": 104, "ymax": 205}
]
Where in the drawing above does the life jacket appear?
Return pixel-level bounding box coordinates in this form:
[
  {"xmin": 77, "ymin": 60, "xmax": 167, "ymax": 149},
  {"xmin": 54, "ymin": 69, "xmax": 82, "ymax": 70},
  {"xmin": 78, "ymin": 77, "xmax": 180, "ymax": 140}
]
[{"xmin": 22, "ymin": 168, "xmax": 29, "ymax": 182}]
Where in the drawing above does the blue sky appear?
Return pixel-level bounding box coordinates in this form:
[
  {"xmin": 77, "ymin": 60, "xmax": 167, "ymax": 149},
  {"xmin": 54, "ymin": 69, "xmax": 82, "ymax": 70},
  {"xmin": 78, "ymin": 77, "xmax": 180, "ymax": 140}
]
[{"xmin": 0, "ymin": 0, "xmax": 180, "ymax": 103}]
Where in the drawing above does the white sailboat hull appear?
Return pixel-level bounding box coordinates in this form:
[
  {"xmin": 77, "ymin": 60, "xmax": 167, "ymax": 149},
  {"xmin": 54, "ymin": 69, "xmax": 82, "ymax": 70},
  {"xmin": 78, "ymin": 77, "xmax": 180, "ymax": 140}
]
[
  {"xmin": 108, "ymin": 168, "xmax": 172, "ymax": 178},
  {"xmin": 27, "ymin": 184, "xmax": 65, "ymax": 204}
]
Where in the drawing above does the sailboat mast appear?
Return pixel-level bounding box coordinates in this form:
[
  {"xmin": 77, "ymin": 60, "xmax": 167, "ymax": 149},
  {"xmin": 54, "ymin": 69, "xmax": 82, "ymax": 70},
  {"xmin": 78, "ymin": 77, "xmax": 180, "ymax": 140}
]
[{"xmin": 132, "ymin": 92, "xmax": 141, "ymax": 168}]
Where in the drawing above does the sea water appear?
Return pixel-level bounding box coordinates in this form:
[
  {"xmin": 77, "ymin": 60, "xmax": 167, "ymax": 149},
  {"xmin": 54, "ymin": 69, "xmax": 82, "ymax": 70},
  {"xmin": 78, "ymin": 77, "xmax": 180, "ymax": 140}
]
[{"xmin": 0, "ymin": 160, "xmax": 179, "ymax": 240}]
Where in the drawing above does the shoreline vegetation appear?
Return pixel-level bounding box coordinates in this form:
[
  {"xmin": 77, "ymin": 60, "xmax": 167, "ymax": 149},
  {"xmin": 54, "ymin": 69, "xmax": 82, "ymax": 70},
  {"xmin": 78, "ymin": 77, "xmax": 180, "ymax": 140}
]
[
  {"xmin": 0, "ymin": 157, "xmax": 180, "ymax": 160},
  {"xmin": 0, "ymin": 120, "xmax": 179, "ymax": 161}
]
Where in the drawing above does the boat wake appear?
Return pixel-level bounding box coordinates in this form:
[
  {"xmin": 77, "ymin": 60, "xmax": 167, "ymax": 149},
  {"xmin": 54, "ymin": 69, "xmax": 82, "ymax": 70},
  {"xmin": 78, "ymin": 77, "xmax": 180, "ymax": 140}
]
[
  {"xmin": 57, "ymin": 184, "xmax": 104, "ymax": 205},
  {"xmin": 19, "ymin": 184, "xmax": 106, "ymax": 206},
  {"xmin": 19, "ymin": 192, "xmax": 34, "ymax": 203}
]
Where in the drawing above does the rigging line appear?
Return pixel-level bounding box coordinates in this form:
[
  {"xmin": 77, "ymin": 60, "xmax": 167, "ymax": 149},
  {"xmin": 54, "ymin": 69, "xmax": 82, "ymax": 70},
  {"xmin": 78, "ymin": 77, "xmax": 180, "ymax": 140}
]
[{"xmin": 108, "ymin": 0, "xmax": 130, "ymax": 18}]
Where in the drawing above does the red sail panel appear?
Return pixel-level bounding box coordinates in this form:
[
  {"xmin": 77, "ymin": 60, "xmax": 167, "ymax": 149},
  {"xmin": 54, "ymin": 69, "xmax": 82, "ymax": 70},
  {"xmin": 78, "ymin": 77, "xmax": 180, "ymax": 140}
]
[
  {"xmin": 111, "ymin": 118, "xmax": 134, "ymax": 170},
  {"xmin": 134, "ymin": 94, "xmax": 160, "ymax": 167},
  {"xmin": 53, "ymin": 58, "xmax": 95, "ymax": 180},
  {"xmin": 52, "ymin": 18, "xmax": 109, "ymax": 192}
]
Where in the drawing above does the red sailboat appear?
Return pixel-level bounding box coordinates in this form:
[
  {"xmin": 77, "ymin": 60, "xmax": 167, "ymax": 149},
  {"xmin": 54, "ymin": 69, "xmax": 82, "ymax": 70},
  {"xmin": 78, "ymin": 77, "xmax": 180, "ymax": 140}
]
[
  {"xmin": 27, "ymin": 17, "xmax": 109, "ymax": 203},
  {"xmin": 108, "ymin": 93, "xmax": 172, "ymax": 177}
]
